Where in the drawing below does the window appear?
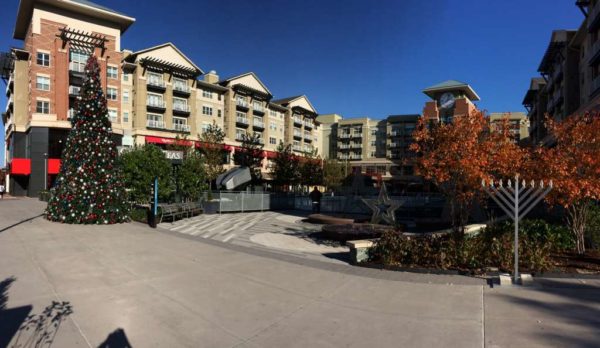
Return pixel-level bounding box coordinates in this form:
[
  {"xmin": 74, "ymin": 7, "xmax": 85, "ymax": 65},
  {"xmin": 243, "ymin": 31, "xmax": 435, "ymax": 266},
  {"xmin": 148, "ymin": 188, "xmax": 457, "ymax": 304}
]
[
  {"xmin": 69, "ymin": 51, "xmax": 89, "ymax": 72},
  {"xmin": 173, "ymin": 97, "xmax": 188, "ymax": 111},
  {"xmin": 173, "ymin": 117, "xmax": 187, "ymax": 128},
  {"xmin": 123, "ymin": 90, "xmax": 129, "ymax": 103},
  {"xmin": 371, "ymin": 129, "xmax": 377, "ymax": 135},
  {"xmin": 203, "ymin": 89, "xmax": 212, "ymax": 99},
  {"xmin": 123, "ymin": 111, "xmax": 129, "ymax": 123},
  {"xmin": 123, "ymin": 73, "xmax": 129, "ymax": 82},
  {"xmin": 173, "ymin": 77, "xmax": 187, "ymax": 91},
  {"xmin": 147, "ymin": 93, "xmax": 163, "ymax": 106},
  {"xmin": 108, "ymin": 109, "xmax": 118, "ymax": 122},
  {"xmin": 147, "ymin": 72, "xmax": 163, "ymax": 85},
  {"xmin": 371, "ymin": 141, "xmax": 376, "ymax": 146},
  {"xmin": 236, "ymin": 129, "xmax": 245, "ymax": 140},
  {"xmin": 201, "ymin": 123, "xmax": 210, "ymax": 133},
  {"xmin": 203, "ymin": 106, "xmax": 213, "ymax": 116},
  {"xmin": 269, "ymin": 137, "xmax": 276, "ymax": 145},
  {"xmin": 107, "ymin": 66, "xmax": 118, "ymax": 79},
  {"xmin": 236, "ymin": 111, "xmax": 246, "ymax": 119},
  {"xmin": 36, "ymin": 76, "xmax": 50, "ymax": 90},
  {"xmin": 147, "ymin": 113, "xmax": 164, "ymax": 128},
  {"xmin": 253, "ymin": 100, "xmax": 263, "ymax": 110},
  {"xmin": 36, "ymin": 100, "xmax": 49, "ymax": 114},
  {"xmin": 217, "ymin": 109, "xmax": 222, "ymax": 117},
  {"xmin": 371, "ymin": 151, "xmax": 376, "ymax": 157},
  {"xmin": 37, "ymin": 52, "xmax": 50, "ymax": 66},
  {"xmin": 107, "ymin": 87, "xmax": 118, "ymax": 100}
]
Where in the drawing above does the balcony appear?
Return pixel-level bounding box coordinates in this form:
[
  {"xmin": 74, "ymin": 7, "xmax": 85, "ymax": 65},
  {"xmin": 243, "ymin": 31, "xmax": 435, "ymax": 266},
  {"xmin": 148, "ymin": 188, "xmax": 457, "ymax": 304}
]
[
  {"xmin": 388, "ymin": 143, "xmax": 400, "ymax": 148},
  {"xmin": 236, "ymin": 134, "xmax": 245, "ymax": 141},
  {"xmin": 351, "ymin": 133, "xmax": 363, "ymax": 138},
  {"xmin": 69, "ymin": 61, "xmax": 85, "ymax": 74},
  {"xmin": 236, "ymin": 116, "xmax": 249, "ymax": 127},
  {"xmin": 5, "ymin": 94, "xmax": 14, "ymax": 113},
  {"xmin": 551, "ymin": 64, "xmax": 563, "ymax": 83},
  {"xmin": 109, "ymin": 114, "xmax": 118, "ymax": 123},
  {"xmin": 68, "ymin": 85, "xmax": 81, "ymax": 97},
  {"xmin": 304, "ymin": 146, "xmax": 313, "ymax": 153},
  {"xmin": 590, "ymin": 39, "xmax": 600, "ymax": 66},
  {"xmin": 5, "ymin": 72, "xmax": 13, "ymax": 96},
  {"xmin": 304, "ymin": 120, "xmax": 313, "ymax": 129},
  {"xmin": 147, "ymin": 79, "xmax": 166, "ymax": 92},
  {"xmin": 338, "ymin": 133, "xmax": 351, "ymax": 139},
  {"xmin": 172, "ymin": 83, "xmax": 191, "ymax": 96},
  {"xmin": 252, "ymin": 119, "xmax": 265, "ymax": 130},
  {"xmin": 172, "ymin": 123, "xmax": 191, "ymax": 133},
  {"xmin": 588, "ymin": 2, "xmax": 600, "ymax": 32},
  {"xmin": 349, "ymin": 154, "xmax": 362, "ymax": 160},
  {"xmin": 591, "ymin": 75, "xmax": 600, "ymax": 97},
  {"xmin": 147, "ymin": 100, "xmax": 166, "ymax": 112},
  {"xmin": 256, "ymin": 137, "xmax": 265, "ymax": 145},
  {"xmin": 304, "ymin": 132, "xmax": 312, "ymax": 142},
  {"xmin": 338, "ymin": 144, "xmax": 350, "ymax": 150},
  {"xmin": 173, "ymin": 104, "xmax": 191, "ymax": 116},
  {"xmin": 146, "ymin": 119, "xmax": 166, "ymax": 129},
  {"xmin": 236, "ymin": 99, "xmax": 249, "ymax": 111},
  {"xmin": 252, "ymin": 104, "xmax": 265, "ymax": 115},
  {"xmin": 292, "ymin": 145, "xmax": 302, "ymax": 152},
  {"xmin": 293, "ymin": 117, "xmax": 302, "ymax": 126},
  {"xmin": 293, "ymin": 130, "xmax": 302, "ymax": 139},
  {"xmin": 68, "ymin": 109, "xmax": 76, "ymax": 120},
  {"xmin": 350, "ymin": 143, "xmax": 362, "ymax": 149}
]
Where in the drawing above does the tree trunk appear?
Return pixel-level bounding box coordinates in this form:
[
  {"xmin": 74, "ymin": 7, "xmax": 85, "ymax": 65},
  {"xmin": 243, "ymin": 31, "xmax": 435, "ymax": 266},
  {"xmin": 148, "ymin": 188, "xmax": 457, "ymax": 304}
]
[{"xmin": 566, "ymin": 201, "xmax": 590, "ymax": 255}]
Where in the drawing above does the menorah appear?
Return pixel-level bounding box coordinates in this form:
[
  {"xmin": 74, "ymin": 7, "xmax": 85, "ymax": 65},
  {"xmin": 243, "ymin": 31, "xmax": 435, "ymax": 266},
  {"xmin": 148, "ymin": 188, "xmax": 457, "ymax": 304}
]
[{"xmin": 482, "ymin": 175, "xmax": 553, "ymax": 284}]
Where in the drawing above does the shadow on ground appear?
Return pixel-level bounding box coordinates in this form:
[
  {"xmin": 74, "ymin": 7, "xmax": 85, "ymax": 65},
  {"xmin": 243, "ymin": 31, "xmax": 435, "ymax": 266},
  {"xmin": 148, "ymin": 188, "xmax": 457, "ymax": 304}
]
[
  {"xmin": 98, "ymin": 328, "xmax": 132, "ymax": 348},
  {"xmin": 0, "ymin": 276, "xmax": 73, "ymax": 348},
  {"xmin": 495, "ymin": 278, "xmax": 600, "ymax": 347}
]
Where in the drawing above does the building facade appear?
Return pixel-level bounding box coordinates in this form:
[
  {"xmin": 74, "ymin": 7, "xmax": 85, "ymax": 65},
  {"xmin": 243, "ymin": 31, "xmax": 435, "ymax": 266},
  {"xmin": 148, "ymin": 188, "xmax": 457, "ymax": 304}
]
[
  {"xmin": 1, "ymin": 0, "xmax": 322, "ymax": 197},
  {"xmin": 523, "ymin": 0, "xmax": 600, "ymax": 144}
]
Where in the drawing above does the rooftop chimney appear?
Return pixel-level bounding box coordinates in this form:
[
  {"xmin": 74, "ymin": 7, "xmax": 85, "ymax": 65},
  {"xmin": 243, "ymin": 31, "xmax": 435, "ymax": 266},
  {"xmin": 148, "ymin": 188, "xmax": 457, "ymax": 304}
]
[{"xmin": 204, "ymin": 70, "xmax": 219, "ymax": 84}]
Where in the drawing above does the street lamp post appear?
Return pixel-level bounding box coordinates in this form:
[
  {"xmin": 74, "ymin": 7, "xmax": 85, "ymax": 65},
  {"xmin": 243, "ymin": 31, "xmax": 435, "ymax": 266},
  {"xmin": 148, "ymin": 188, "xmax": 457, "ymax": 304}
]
[{"xmin": 43, "ymin": 152, "xmax": 48, "ymax": 190}]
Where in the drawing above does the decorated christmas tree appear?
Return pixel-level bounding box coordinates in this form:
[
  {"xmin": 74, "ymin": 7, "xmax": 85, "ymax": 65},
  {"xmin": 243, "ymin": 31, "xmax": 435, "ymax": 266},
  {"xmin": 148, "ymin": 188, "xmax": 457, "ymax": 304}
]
[{"xmin": 46, "ymin": 56, "xmax": 129, "ymax": 224}]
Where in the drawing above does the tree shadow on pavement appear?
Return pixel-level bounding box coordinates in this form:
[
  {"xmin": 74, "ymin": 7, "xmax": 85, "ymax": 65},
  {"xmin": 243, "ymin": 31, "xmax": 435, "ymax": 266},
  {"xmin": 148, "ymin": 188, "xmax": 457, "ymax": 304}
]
[
  {"xmin": 98, "ymin": 328, "xmax": 132, "ymax": 348},
  {"xmin": 0, "ymin": 214, "xmax": 44, "ymax": 234},
  {"xmin": 0, "ymin": 276, "xmax": 73, "ymax": 348},
  {"xmin": 494, "ymin": 278, "xmax": 600, "ymax": 347}
]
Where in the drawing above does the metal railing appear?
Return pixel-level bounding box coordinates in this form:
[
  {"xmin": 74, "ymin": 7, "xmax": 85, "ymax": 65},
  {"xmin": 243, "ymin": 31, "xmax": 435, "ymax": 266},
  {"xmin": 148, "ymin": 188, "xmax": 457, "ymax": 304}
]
[
  {"xmin": 253, "ymin": 119, "xmax": 265, "ymax": 128},
  {"xmin": 236, "ymin": 116, "xmax": 249, "ymax": 125},
  {"xmin": 236, "ymin": 99, "xmax": 248, "ymax": 108},
  {"xmin": 253, "ymin": 104, "xmax": 264, "ymax": 112},
  {"xmin": 292, "ymin": 145, "xmax": 302, "ymax": 152},
  {"xmin": 147, "ymin": 119, "xmax": 165, "ymax": 129},
  {"xmin": 147, "ymin": 79, "xmax": 166, "ymax": 88},
  {"xmin": 293, "ymin": 117, "xmax": 302, "ymax": 125},
  {"xmin": 172, "ymin": 123, "xmax": 191, "ymax": 132},
  {"xmin": 69, "ymin": 61, "xmax": 85, "ymax": 73},
  {"xmin": 173, "ymin": 104, "xmax": 190, "ymax": 112},
  {"xmin": 173, "ymin": 84, "xmax": 190, "ymax": 93},
  {"xmin": 147, "ymin": 100, "xmax": 166, "ymax": 108}
]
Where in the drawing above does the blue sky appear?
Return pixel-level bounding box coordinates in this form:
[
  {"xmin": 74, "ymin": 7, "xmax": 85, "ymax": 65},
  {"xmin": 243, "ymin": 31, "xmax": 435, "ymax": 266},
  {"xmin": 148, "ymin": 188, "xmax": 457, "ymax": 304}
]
[{"xmin": 0, "ymin": 0, "xmax": 584, "ymax": 166}]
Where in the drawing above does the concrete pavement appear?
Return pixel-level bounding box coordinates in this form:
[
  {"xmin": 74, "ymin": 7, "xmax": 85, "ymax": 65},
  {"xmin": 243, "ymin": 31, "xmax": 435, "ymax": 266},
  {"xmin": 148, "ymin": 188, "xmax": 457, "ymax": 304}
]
[{"xmin": 1, "ymin": 198, "xmax": 599, "ymax": 347}]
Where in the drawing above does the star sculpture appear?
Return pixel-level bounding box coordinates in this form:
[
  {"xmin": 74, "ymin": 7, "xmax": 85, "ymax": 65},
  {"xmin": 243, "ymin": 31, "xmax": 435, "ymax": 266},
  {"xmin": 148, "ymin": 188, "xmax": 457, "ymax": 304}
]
[{"xmin": 362, "ymin": 184, "xmax": 400, "ymax": 225}]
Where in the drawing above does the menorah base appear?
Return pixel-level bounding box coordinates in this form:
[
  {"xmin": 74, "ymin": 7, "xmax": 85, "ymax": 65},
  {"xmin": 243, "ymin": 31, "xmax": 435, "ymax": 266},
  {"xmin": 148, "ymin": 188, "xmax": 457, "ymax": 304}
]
[{"xmin": 497, "ymin": 273, "xmax": 534, "ymax": 287}]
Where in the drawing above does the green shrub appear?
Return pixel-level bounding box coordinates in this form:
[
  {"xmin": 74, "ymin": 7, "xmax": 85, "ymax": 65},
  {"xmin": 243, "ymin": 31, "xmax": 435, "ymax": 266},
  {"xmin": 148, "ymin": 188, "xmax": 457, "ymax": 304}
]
[
  {"xmin": 38, "ymin": 190, "xmax": 51, "ymax": 202},
  {"xmin": 586, "ymin": 204, "xmax": 600, "ymax": 250},
  {"xmin": 130, "ymin": 207, "xmax": 148, "ymax": 223},
  {"xmin": 368, "ymin": 219, "xmax": 572, "ymax": 273}
]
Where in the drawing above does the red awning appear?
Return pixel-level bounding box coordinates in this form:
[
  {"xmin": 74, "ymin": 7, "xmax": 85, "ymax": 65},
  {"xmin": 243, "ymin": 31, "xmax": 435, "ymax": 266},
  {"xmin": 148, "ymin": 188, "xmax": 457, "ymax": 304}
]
[
  {"xmin": 10, "ymin": 158, "xmax": 31, "ymax": 175},
  {"xmin": 264, "ymin": 151, "xmax": 277, "ymax": 159},
  {"xmin": 145, "ymin": 136, "xmax": 193, "ymax": 147},
  {"xmin": 196, "ymin": 142, "xmax": 231, "ymax": 151},
  {"xmin": 48, "ymin": 159, "xmax": 61, "ymax": 174}
]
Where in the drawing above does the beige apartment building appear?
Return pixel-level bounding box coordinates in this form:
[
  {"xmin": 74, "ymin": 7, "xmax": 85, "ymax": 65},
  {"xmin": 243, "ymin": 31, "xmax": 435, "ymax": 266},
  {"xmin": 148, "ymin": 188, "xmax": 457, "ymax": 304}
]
[
  {"xmin": 523, "ymin": 0, "xmax": 600, "ymax": 144},
  {"xmin": 489, "ymin": 112, "xmax": 529, "ymax": 143},
  {"xmin": 1, "ymin": 0, "xmax": 321, "ymax": 197}
]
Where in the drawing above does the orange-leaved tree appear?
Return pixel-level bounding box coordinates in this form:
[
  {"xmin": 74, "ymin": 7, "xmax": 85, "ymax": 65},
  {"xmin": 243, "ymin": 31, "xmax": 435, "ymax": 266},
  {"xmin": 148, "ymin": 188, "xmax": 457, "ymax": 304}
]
[
  {"xmin": 529, "ymin": 113, "xmax": 600, "ymax": 254},
  {"xmin": 410, "ymin": 110, "xmax": 525, "ymax": 235}
]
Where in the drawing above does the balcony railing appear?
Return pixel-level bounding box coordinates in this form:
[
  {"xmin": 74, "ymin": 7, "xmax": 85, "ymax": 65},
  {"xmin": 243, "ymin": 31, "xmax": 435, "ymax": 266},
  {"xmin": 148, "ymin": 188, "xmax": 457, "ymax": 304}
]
[
  {"xmin": 6, "ymin": 72, "xmax": 14, "ymax": 96},
  {"xmin": 236, "ymin": 134, "xmax": 245, "ymax": 141},
  {"xmin": 236, "ymin": 99, "xmax": 249, "ymax": 108},
  {"xmin": 236, "ymin": 116, "xmax": 249, "ymax": 125},
  {"xmin": 5, "ymin": 95, "xmax": 13, "ymax": 113},
  {"xmin": 349, "ymin": 155, "xmax": 362, "ymax": 160},
  {"xmin": 339, "ymin": 134, "xmax": 351, "ymax": 139},
  {"xmin": 147, "ymin": 100, "xmax": 166, "ymax": 109},
  {"xmin": 293, "ymin": 117, "xmax": 302, "ymax": 125},
  {"xmin": 551, "ymin": 64, "xmax": 563, "ymax": 82},
  {"xmin": 351, "ymin": 133, "xmax": 363, "ymax": 138},
  {"xmin": 69, "ymin": 61, "xmax": 85, "ymax": 73},
  {"xmin": 146, "ymin": 119, "xmax": 165, "ymax": 129},
  {"xmin": 293, "ymin": 130, "xmax": 302, "ymax": 138},
  {"xmin": 591, "ymin": 75, "xmax": 600, "ymax": 97},
  {"xmin": 109, "ymin": 114, "xmax": 118, "ymax": 123},
  {"xmin": 339, "ymin": 144, "xmax": 350, "ymax": 149},
  {"xmin": 292, "ymin": 145, "xmax": 302, "ymax": 152},
  {"xmin": 253, "ymin": 119, "xmax": 265, "ymax": 129},
  {"xmin": 173, "ymin": 104, "xmax": 190, "ymax": 113},
  {"xmin": 68, "ymin": 109, "xmax": 76, "ymax": 119},
  {"xmin": 147, "ymin": 79, "xmax": 166, "ymax": 89},
  {"xmin": 172, "ymin": 124, "xmax": 191, "ymax": 132},
  {"xmin": 350, "ymin": 143, "xmax": 362, "ymax": 148},
  {"xmin": 304, "ymin": 120, "xmax": 313, "ymax": 129},
  {"xmin": 590, "ymin": 39, "xmax": 600, "ymax": 66},
  {"xmin": 253, "ymin": 104, "xmax": 264, "ymax": 113},
  {"xmin": 173, "ymin": 84, "xmax": 191, "ymax": 94},
  {"xmin": 68, "ymin": 85, "xmax": 81, "ymax": 96}
]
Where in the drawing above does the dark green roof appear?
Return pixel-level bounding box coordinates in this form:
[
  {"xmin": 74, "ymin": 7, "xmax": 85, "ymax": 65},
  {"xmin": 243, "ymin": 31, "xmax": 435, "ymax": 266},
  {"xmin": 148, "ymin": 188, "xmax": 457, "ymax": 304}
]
[{"xmin": 422, "ymin": 80, "xmax": 480, "ymax": 101}]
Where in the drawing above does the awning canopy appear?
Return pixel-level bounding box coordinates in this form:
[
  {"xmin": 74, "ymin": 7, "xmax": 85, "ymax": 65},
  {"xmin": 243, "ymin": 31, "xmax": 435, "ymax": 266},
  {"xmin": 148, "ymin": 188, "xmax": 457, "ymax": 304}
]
[{"xmin": 10, "ymin": 158, "xmax": 30, "ymax": 175}]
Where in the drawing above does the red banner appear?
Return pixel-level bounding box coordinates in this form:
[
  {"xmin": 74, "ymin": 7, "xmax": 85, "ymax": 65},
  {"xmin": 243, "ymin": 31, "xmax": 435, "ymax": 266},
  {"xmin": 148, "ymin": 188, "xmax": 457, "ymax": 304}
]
[
  {"xmin": 10, "ymin": 158, "xmax": 31, "ymax": 175},
  {"xmin": 48, "ymin": 159, "xmax": 61, "ymax": 174}
]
